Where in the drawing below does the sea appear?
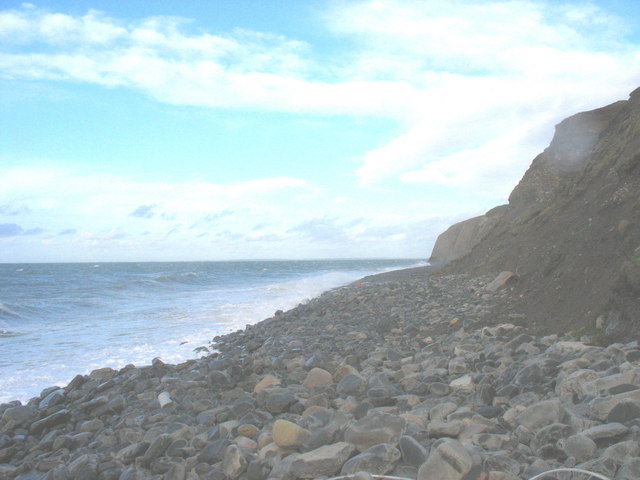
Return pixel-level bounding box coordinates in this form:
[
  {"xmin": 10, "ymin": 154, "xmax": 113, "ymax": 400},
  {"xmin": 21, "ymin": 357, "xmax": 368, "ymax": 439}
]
[{"xmin": 0, "ymin": 259, "xmax": 423, "ymax": 404}]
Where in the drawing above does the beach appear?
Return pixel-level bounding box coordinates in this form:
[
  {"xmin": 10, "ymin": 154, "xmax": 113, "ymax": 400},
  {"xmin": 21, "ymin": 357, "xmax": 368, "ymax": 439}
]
[{"xmin": 1, "ymin": 269, "xmax": 640, "ymax": 480}]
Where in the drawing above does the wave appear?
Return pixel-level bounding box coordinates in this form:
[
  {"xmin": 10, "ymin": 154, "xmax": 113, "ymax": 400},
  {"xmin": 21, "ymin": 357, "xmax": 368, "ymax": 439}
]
[
  {"xmin": 0, "ymin": 329, "xmax": 23, "ymax": 338},
  {"xmin": 153, "ymin": 272, "xmax": 198, "ymax": 283},
  {"xmin": 0, "ymin": 302, "xmax": 21, "ymax": 319}
]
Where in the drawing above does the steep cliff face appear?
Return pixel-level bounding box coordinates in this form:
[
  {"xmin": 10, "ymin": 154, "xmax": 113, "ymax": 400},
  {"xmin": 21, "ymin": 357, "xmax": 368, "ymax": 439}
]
[
  {"xmin": 437, "ymin": 88, "xmax": 640, "ymax": 339},
  {"xmin": 429, "ymin": 205, "xmax": 506, "ymax": 266}
]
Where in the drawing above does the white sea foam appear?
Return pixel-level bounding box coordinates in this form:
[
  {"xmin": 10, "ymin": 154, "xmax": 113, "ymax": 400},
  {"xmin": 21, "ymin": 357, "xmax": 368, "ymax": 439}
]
[{"xmin": 0, "ymin": 260, "xmax": 420, "ymax": 404}]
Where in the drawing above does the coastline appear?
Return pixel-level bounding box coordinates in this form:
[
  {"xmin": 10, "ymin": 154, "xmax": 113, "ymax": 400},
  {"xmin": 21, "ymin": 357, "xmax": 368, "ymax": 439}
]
[{"xmin": 1, "ymin": 269, "xmax": 639, "ymax": 480}]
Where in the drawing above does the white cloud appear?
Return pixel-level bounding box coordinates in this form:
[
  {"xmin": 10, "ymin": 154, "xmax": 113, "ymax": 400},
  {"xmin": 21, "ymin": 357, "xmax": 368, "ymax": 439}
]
[
  {"xmin": 3, "ymin": 2, "xmax": 637, "ymax": 192},
  {"xmin": 333, "ymin": 0, "xmax": 640, "ymax": 187},
  {"xmin": 1, "ymin": 1, "xmax": 640, "ymax": 260},
  {"xmin": 0, "ymin": 5, "xmax": 416, "ymax": 116}
]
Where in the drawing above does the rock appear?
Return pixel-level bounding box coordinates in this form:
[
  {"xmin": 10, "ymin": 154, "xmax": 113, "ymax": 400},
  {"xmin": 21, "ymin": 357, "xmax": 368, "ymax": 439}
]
[
  {"xmin": 486, "ymin": 272, "xmax": 516, "ymax": 292},
  {"xmin": 427, "ymin": 421, "xmax": 465, "ymax": 438},
  {"xmin": 417, "ymin": 439, "xmax": 473, "ymax": 480},
  {"xmin": 581, "ymin": 422, "xmax": 629, "ymax": 442},
  {"xmin": 484, "ymin": 454, "xmax": 521, "ymax": 477},
  {"xmin": 471, "ymin": 433, "xmax": 517, "ymax": 451},
  {"xmin": 430, "ymin": 402, "xmax": 458, "ymax": 422},
  {"xmin": 198, "ymin": 439, "xmax": 231, "ymax": 464},
  {"xmin": 253, "ymin": 375, "xmax": 281, "ymax": 394},
  {"xmin": 589, "ymin": 387, "xmax": 640, "ymax": 420},
  {"xmin": 428, "ymin": 382, "xmax": 452, "ymax": 396},
  {"xmin": 616, "ymin": 458, "xmax": 640, "ymax": 479},
  {"xmin": 344, "ymin": 411, "xmax": 407, "ymax": 452},
  {"xmin": 141, "ymin": 434, "xmax": 173, "ymax": 467},
  {"xmin": 516, "ymin": 399, "xmax": 565, "ymax": 431},
  {"xmin": 302, "ymin": 368, "xmax": 333, "ymax": 389},
  {"xmin": 1, "ymin": 405, "xmax": 37, "ymax": 430},
  {"xmin": 337, "ymin": 374, "xmax": 366, "ymax": 395},
  {"xmin": 264, "ymin": 393, "xmax": 298, "ymax": 414},
  {"xmin": 116, "ymin": 442, "xmax": 150, "ymax": 465},
  {"xmin": 513, "ymin": 363, "xmax": 544, "ymax": 386},
  {"xmin": 158, "ymin": 391, "xmax": 172, "ymax": 408},
  {"xmin": 399, "ymin": 435, "xmax": 428, "ymax": 467},
  {"xmin": 290, "ymin": 442, "xmax": 355, "ymax": 478},
  {"xmin": 556, "ymin": 369, "xmax": 600, "ymax": 396},
  {"xmin": 603, "ymin": 440, "xmax": 639, "ymax": 464},
  {"xmin": 448, "ymin": 357, "xmax": 468, "ymax": 375},
  {"xmin": 340, "ymin": 443, "xmax": 401, "ymax": 475},
  {"xmin": 39, "ymin": 389, "xmax": 65, "ymax": 409},
  {"xmin": 559, "ymin": 434, "xmax": 597, "ymax": 463},
  {"xmin": 237, "ymin": 424, "xmax": 259, "ymax": 438},
  {"xmin": 222, "ymin": 444, "xmax": 247, "ymax": 480},
  {"xmin": 449, "ymin": 374, "xmax": 474, "ymax": 390},
  {"xmin": 78, "ymin": 418, "xmax": 104, "ymax": 433},
  {"xmin": 607, "ymin": 398, "xmax": 640, "ymax": 423},
  {"xmin": 271, "ymin": 419, "xmax": 310, "ymax": 450},
  {"xmin": 30, "ymin": 409, "xmax": 71, "ymax": 435}
]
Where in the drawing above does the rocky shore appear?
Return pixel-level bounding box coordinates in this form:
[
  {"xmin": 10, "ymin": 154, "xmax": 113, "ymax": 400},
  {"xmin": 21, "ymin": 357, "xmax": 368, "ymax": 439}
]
[{"xmin": 2, "ymin": 271, "xmax": 640, "ymax": 480}]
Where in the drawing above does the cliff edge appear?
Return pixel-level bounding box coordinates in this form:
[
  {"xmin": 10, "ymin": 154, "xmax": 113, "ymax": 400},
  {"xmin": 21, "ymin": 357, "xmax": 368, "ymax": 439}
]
[{"xmin": 432, "ymin": 88, "xmax": 640, "ymax": 340}]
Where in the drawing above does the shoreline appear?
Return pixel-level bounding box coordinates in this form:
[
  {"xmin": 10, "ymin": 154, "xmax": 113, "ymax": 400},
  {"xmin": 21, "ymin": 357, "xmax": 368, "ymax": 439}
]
[
  {"xmin": 1, "ymin": 260, "xmax": 422, "ymax": 405},
  {"xmin": 1, "ymin": 270, "xmax": 639, "ymax": 480}
]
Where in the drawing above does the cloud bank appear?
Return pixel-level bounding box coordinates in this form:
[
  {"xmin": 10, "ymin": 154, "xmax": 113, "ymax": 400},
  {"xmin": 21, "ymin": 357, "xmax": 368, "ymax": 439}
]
[{"xmin": 1, "ymin": 1, "xmax": 639, "ymax": 260}]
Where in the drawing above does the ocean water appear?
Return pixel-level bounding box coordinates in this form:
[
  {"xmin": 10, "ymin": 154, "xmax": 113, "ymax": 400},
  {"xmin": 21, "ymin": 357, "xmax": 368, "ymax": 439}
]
[{"xmin": 0, "ymin": 259, "xmax": 422, "ymax": 404}]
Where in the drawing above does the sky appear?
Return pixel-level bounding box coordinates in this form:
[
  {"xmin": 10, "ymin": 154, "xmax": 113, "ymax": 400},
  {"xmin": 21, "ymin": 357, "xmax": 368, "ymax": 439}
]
[{"xmin": 1, "ymin": 0, "xmax": 639, "ymax": 262}]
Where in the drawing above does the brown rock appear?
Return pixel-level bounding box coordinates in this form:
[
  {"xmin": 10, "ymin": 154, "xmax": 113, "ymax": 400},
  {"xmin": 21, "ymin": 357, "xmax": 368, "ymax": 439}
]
[
  {"xmin": 271, "ymin": 419, "xmax": 310, "ymax": 450},
  {"xmin": 253, "ymin": 374, "xmax": 281, "ymax": 393},
  {"xmin": 302, "ymin": 368, "xmax": 333, "ymax": 389}
]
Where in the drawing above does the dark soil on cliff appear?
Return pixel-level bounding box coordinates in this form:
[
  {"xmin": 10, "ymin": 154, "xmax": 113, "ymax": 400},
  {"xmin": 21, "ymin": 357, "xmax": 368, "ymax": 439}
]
[{"xmin": 438, "ymin": 88, "xmax": 640, "ymax": 343}]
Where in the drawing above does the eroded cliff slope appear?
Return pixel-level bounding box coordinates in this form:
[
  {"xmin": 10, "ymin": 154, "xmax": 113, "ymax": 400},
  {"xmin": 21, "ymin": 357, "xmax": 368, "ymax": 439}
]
[{"xmin": 436, "ymin": 88, "xmax": 640, "ymax": 339}]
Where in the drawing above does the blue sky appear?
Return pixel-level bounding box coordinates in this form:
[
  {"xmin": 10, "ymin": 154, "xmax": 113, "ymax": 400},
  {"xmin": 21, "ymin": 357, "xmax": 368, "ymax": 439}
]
[{"xmin": 1, "ymin": 0, "xmax": 639, "ymax": 262}]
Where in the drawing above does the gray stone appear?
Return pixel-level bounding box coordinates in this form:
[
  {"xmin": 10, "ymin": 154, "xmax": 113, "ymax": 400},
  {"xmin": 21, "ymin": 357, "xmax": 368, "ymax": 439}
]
[
  {"xmin": 607, "ymin": 399, "xmax": 640, "ymax": 423},
  {"xmin": 486, "ymin": 271, "xmax": 516, "ymax": 292},
  {"xmin": 264, "ymin": 393, "xmax": 297, "ymax": 414},
  {"xmin": 141, "ymin": 434, "xmax": 173, "ymax": 467},
  {"xmin": 427, "ymin": 421, "xmax": 464, "ymax": 438},
  {"xmin": 30, "ymin": 409, "xmax": 71, "ymax": 434},
  {"xmin": 514, "ymin": 363, "xmax": 544, "ymax": 386},
  {"xmin": 1, "ymin": 405, "xmax": 37, "ymax": 430},
  {"xmin": 429, "ymin": 402, "xmax": 457, "ymax": 422},
  {"xmin": 289, "ymin": 442, "xmax": 355, "ymax": 478},
  {"xmin": 590, "ymin": 388, "xmax": 640, "ymax": 421},
  {"xmin": 560, "ymin": 434, "xmax": 597, "ymax": 463},
  {"xmin": 427, "ymin": 382, "xmax": 451, "ymax": 396},
  {"xmin": 471, "ymin": 433, "xmax": 517, "ymax": 451},
  {"xmin": 603, "ymin": 440, "xmax": 640, "ymax": 465},
  {"xmin": 269, "ymin": 452, "xmax": 299, "ymax": 480},
  {"xmin": 616, "ymin": 457, "xmax": 640, "ymax": 479},
  {"xmin": 337, "ymin": 374, "xmax": 366, "ymax": 395},
  {"xmin": 483, "ymin": 454, "xmax": 521, "ymax": 476},
  {"xmin": 39, "ymin": 389, "xmax": 65, "ymax": 409},
  {"xmin": 344, "ymin": 411, "xmax": 406, "ymax": 452},
  {"xmin": 116, "ymin": 442, "xmax": 150, "ymax": 465},
  {"xmin": 417, "ymin": 439, "xmax": 473, "ymax": 480},
  {"xmin": 340, "ymin": 443, "xmax": 401, "ymax": 475},
  {"xmin": 516, "ymin": 399, "xmax": 565, "ymax": 431},
  {"xmin": 222, "ymin": 444, "xmax": 247, "ymax": 480},
  {"xmin": 399, "ymin": 435, "xmax": 428, "ymax": 467},
  {"xmin": 582, "ymin": 422, "xmax": 629, "ymax": 441},
  {"xmin": 198, "ymin": 439, "xmax": 231, "ymax": 464},
  {"xmin": 533, "ymin": 423, "xmax": 573, "ymax": 451}
]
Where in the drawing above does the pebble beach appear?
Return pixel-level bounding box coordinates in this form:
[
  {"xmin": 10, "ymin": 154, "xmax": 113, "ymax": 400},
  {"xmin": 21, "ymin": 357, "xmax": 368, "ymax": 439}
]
[{"xmin": 2, "ymin": 269, "xmax": 640, "ymax": 480}]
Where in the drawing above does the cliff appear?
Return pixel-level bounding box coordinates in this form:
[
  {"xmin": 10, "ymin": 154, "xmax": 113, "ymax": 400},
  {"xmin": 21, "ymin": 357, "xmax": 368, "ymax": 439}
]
[
  {"xmin": 432, "ymin": 88, "xmax": 640, "ymax": 340},
  {"xmin": 428, "ymin": 205, "xmax": 507, "ymax": 266}
]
